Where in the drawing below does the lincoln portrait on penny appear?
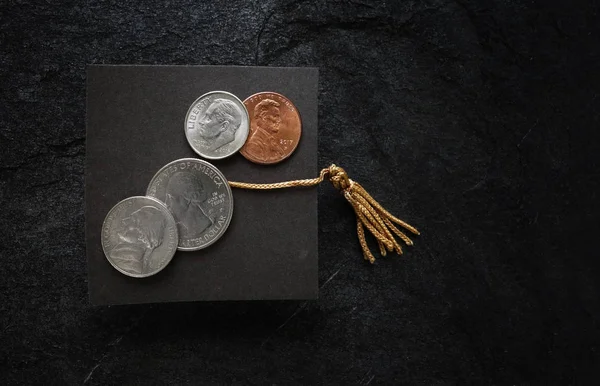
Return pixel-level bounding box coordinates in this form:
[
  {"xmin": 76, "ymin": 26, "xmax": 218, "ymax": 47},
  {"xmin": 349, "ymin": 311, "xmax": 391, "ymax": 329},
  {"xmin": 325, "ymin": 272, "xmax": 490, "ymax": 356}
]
[
  {"xmin": 164, "ymin": 171, "xmax": 213, "ymax": 238},
  {"xmin": 109, "ymin": 206, "xmax": 167, "ymax": 275},
  {"xmin": 196, "ymin": 98, "xmax": 243, "ymax": 151},
  {"xmin": 244, "ymin": 98, "xmax": 286, "ymax": 162}
]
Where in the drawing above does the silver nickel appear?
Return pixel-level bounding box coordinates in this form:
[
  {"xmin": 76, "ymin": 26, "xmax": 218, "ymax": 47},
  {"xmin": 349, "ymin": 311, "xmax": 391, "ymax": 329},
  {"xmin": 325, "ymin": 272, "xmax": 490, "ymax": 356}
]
[
  {"xmin": 101, "ymin": 196, "xmax": 178, "ymax": 278},
  {"xmin": 146, "ymin": 158, "xmax": 234, "ymax": 251},
  {"xmin": 185, "ymin": 91, "xmax": 250, "ymax": 159}
]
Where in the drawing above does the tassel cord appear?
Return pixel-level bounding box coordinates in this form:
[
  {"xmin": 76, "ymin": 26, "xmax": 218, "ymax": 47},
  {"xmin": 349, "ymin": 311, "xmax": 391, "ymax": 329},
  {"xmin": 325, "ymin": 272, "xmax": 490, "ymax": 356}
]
[{"xmin": 228, "ymin": 164, "xmax": 419, "ymax": 263}]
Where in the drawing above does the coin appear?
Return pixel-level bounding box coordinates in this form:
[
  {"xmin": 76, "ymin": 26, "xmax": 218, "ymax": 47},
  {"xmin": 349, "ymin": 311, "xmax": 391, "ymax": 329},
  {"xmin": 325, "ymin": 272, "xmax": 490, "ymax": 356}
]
[
  {"xmin": 101, "ymin": 196, "xmax": 178, "ymax": 278},
  {"xmin": 239, "ymin": 92, "xmax": 302, "ymax": 165},
  {"xmin": 146, "ymin": 158, "xmax": 233, "ymax": 251},
  {"xmin": 184, "ymin": 91, "xmax": 250, "ymax": 160}
]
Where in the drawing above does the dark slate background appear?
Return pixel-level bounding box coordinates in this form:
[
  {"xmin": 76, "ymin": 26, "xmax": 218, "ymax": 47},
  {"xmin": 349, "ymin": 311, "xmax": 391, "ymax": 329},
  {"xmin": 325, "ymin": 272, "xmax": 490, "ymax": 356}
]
[{"xmin": 1, "ymin": 0, "xmax": 599, "ymax": 384}]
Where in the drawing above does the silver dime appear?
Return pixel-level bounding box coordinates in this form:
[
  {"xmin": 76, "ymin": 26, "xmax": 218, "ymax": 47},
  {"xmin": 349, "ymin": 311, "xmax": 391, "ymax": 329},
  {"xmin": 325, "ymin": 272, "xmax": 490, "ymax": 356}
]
[
  {"xmin": 101, "ymin": 196, "xmax": 178, "ymax": 278},
  {"xmin": 146, "ymin": 158, "xmax": 234, "ymax": 251},
  {"xmin": 185, "ymin": 91, "xmax": 250, "ymax": 159}
]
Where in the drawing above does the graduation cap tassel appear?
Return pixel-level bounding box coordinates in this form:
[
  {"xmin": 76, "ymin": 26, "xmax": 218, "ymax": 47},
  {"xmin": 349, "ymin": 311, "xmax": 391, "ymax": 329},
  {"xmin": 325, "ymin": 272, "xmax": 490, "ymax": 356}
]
[{"xmin": 228, "ymin": 164, "xmax": 420, "ymax": 263}]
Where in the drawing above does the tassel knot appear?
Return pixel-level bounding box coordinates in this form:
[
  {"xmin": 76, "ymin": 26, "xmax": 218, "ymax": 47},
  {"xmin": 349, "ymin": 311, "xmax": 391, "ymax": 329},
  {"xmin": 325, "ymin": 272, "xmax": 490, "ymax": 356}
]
[{"xmin": 326, "ymin": 164, "xmax": 351, "ymax": 191}]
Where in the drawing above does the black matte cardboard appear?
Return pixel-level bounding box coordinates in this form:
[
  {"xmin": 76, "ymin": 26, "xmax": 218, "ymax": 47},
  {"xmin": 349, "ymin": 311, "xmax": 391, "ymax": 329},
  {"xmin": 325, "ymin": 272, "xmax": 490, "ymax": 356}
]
[{"xmin": 85, "ymin": 65, "xmax": 318, "ymax": 305}]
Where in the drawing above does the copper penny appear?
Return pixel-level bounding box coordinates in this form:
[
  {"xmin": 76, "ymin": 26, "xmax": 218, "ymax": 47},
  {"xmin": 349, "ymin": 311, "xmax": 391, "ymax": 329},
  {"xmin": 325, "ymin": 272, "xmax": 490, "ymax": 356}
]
[{"xmin": 239, "ymin": 92, "xmax": 302, "ymax": 164}]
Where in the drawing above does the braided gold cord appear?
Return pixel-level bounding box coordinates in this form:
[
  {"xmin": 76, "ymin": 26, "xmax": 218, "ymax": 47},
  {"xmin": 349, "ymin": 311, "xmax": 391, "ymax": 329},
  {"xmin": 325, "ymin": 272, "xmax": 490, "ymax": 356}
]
[
  {"xmin": 356, "ymin": 220, "xmax": 375, "ymax": 263},
  {"xmin": 353, "ymin": 182, "xmax": 420, "ymax": 235},
  {"xmin": 351, "ymin": 190, "xmax": 402, "ymax": 253},
  {"xmin": 377, "ymin": 240, "xmax": 387, "ymax": 257},
  {"xmin": 228, "ymin": 168, "xmax": 329, "ymax": 190},
  {"xmin": 346, "ymin": 192, "xmax": 391, "ymax": 247},
  {"xmin": 228, "ymin": 164, "xmax": 419, "ymax": 263},
  {"xmin": 383, "ymin": 217, "xmax": 413, "ymax": 246}
]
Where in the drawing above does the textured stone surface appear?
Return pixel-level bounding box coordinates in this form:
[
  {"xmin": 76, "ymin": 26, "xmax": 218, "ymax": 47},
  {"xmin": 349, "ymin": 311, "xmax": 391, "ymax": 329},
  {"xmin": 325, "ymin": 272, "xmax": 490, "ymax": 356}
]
[{"xmin": 1, "ymin": 0, "xmax": 599, "ymax": 384}]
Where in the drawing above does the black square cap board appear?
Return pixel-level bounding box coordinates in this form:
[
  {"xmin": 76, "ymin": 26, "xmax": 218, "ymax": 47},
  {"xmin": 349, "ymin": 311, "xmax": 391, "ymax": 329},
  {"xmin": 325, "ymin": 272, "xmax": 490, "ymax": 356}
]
[{"xmin": 85, "ymin": 65, "xmax": 318, "ymax": 305}]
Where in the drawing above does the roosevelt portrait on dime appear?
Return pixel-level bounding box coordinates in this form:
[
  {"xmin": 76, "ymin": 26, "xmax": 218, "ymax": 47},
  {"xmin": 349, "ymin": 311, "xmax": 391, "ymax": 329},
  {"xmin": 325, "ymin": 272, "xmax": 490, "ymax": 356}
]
[
  {"xmin": 164, "ymin": 171, "xmax": 213, "ymax": 238},
  {"xmin": 109, "ymin": 206, "xmax": 167, "ymax": 275},
  {"xmin": 195, "ymin": 98, "xmax": 243, "ymax": 151}
]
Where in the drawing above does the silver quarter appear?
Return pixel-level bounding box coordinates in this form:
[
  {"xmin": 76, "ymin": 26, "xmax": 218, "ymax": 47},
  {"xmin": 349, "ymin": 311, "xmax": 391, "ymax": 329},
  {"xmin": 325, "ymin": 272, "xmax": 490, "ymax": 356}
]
[
  {"xmin": 146, "ymin": 158, "xmax": 234, "ymax": 251},
  {"xmin": 185, "ymin": 91, "xmax": 250, "ymax": 159},
  {"xmin": 101, "ymin": 196, "xmax": 178, "ymax": 278}
]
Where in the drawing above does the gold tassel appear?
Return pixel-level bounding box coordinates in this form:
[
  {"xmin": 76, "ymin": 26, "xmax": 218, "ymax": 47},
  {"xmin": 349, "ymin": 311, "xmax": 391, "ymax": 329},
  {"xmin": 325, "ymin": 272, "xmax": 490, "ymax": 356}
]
[{"xmin": 229, "ymin": 164, "xmax": 420, "ymax": 263}]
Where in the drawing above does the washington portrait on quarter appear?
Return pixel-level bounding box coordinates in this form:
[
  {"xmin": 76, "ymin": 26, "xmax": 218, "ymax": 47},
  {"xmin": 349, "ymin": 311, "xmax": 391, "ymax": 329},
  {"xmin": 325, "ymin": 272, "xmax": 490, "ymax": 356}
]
[
  {"xmin": 101, "ymin": 196, "xmax": 178, "ymax": 278},
  {"xmin": 185, "ymin": 91, "xmax": 249, "ymax": 159},
  {"xmin": 147, "ymin": 158, "xmax": 234, "ymax": 251},
  {"xmin": 164, "ymin": 171, "xmax": 213, "ymax": 238}
]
